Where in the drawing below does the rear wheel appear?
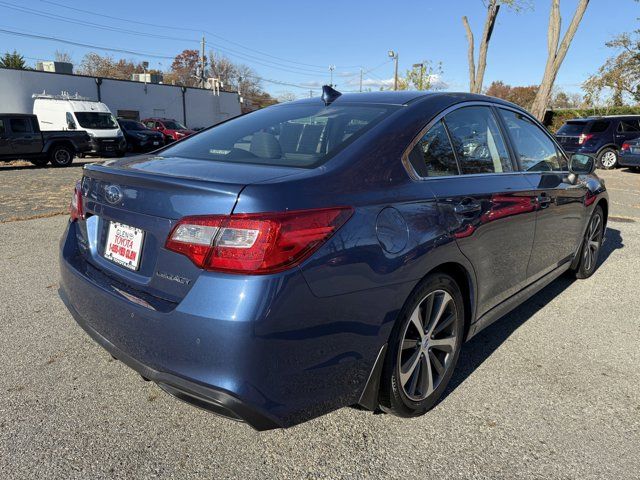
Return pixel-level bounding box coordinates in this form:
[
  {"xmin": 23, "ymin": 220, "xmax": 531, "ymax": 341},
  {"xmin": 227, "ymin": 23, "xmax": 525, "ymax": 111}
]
[
  {"xmin": 49, "ymin": 145, "xmax": 74, "ymax": 167},
  {"xmin": 598, "ymin": 148, "xmax": 618, "ymax": 169},
  {"xmin": 573, "ymin": 206, "xmax": 605, "ymax": 279},
  {"xmin": 379, "ymin": 273, "xmax": 464, "ymax": 417}
]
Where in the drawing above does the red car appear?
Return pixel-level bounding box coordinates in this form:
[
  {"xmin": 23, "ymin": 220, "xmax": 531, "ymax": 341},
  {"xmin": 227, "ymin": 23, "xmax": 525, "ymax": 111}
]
[{"xmin": 142, "ymin": 117, "xmax": 195, "ymax": 143}]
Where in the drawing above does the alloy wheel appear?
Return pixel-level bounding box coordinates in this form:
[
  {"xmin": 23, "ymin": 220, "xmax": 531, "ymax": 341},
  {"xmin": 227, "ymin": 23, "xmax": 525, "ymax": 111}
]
[
  {"xmin": 54, "ymin": 149, "xmax": 71, "ymax": 165},
  {"xmin": 398, "ymin": 290, "xmax": 458, "ymax": 401},
  {"xmin": 600, "ymin": 151, "xmax": 617, "ymax": 169},
  {"xmin": 583, "ymin": 213, "xmax": 603, "ymax": 272}
]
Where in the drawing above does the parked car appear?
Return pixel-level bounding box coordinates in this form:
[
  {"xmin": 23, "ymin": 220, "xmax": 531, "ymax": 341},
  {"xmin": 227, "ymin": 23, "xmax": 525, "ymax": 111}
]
[
  {"xmin": 555, "ymin": 115, "xmax": 640, "ymax": 169},
  {"xmin": 0, "ymin": 113, "xmax": 91, "ymax": 167},
  {"xmin": 142, "ymin": 117, "xmax": 195, "ymax": 143},
  {"xmin": 117, "ymin": 119, "xmax": 164, "ymax": 153},
  {"xmin": 60, "ymin": 87, "xmax": 608, "ymax": 430},
  {"xmin": 34, "ymin": 94, "xmax": 126, "ymax": 158},
  {"xmin": 619, "ymin": 138, "xmax": 640, "ymax": 171}
]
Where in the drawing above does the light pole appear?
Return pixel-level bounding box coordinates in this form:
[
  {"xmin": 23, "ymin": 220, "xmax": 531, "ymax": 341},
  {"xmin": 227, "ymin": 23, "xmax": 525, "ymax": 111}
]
[
  {"xmin": 329, "ymin": 65, "xmax": 336, "ymax": 87},
  {"xmin": 412, "ymin": 62, "xmax": 425, "ymax": 90},
  {"xmin": 388, "ymin": 50, "xmax": 399, "ymax": 91}
]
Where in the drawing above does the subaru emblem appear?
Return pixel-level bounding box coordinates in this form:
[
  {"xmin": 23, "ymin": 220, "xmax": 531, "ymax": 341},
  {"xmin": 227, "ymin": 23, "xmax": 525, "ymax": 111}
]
[{"xmin": 104, "ymin": 185, "xmax": 123, "ymax": 204}]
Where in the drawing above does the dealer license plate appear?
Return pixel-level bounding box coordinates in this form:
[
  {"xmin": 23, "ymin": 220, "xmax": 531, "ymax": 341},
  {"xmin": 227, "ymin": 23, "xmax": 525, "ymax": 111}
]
[{"xmin": 104, "ymin": 221, "xmax": 144, "ymax": 271}]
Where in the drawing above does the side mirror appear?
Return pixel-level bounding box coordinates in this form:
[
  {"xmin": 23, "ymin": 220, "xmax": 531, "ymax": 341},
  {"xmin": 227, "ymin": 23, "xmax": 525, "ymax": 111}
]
[{"xmin": 569, "ymin": 153, "xmax": 596, "ymax": 175}]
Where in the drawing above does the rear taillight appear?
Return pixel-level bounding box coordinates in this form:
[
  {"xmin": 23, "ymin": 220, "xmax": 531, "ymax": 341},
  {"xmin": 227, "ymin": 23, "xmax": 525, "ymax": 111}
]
[
  {"xmin": 622, "ymin": 142, "xmax": 631, "ymax": 152},
  {"xmin": 578, "ymin": 133, "xmax": 594, "ymax": 145},
  {"xmin": 165, "ymin": 207, "xmax": 353, "ymax": 274},
  {"xmin": 69, "ymin": 180, "xmax": 83, "ymax": 221}
]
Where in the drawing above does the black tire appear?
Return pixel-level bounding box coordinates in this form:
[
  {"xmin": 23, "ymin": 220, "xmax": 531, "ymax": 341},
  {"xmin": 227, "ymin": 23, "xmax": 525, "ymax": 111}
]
[
  {"xmin": 379, "ymin": 273, "xmax": 465, "ymax": 417},
  {"xmin": 598, "ymin": 148, "xmax": 618, "ymax": 169},
  {"xmin": 572, "ymin": 205, "xmax": 605, "ymax": 279},
  {"xmin": 49, "ymin": 145, "xmax": 74, "ymax": 167},
  {"xmin": 30, "ymin": 157, "xmax": 49, "ymax": 167}
]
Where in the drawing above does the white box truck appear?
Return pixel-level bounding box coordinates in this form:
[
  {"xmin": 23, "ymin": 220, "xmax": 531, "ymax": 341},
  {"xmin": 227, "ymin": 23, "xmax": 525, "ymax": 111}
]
[{"xmin": 33, "ymin": 93, "xmax": 126, "ymax": 157}]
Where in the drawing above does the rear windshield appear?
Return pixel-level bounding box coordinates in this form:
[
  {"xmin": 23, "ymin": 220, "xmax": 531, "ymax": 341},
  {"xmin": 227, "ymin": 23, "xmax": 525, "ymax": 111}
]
[
  {"xmin": 557, "ymin": 121, "xmax": 586, "ymax": 136},
  {"xmin": 75, "ymin": 112, "xmax": 117, "ymax": 129},
  {"xmin": 588, "ymin": 120, "xmax": 610, "ymax": 133},
  {"xmin": 161, "ymin": 103, "xmax": 395, "ymax": 168}
]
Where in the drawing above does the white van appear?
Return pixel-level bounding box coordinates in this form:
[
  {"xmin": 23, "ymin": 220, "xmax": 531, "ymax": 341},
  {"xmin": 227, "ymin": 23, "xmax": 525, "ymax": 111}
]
[{"xmin": 33, "ymin": 93, "xmax": 126, "ymax": 157}]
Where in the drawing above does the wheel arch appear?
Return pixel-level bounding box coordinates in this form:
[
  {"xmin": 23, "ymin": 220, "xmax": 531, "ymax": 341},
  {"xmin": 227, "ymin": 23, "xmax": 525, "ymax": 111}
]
[
  {"xmin": 357, "ymin": 260, "xmax": 476, "ymax": 411},
  {"xmin": 44, "ymin": 139, "xmax": 74, "ymax": 154},
  {"xmin": 596, "ymin": 197, "xmax": 609, "ymax": 229}
]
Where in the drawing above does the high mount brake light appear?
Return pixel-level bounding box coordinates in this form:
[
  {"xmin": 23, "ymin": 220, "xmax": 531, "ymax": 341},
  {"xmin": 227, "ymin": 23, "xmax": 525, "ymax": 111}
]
[
  {"xmin": 69, "ymin": 180, "xmax": 83, "ymax": 221},
  {"xmin": 165, "ymin": 207, "xmax": 354, "ymax": 274}
]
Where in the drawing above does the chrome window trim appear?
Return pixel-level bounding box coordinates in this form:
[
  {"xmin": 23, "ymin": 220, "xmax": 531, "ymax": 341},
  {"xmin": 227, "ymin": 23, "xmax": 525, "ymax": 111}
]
[{"xmin": 401, "ymin": 100, "xmax": 571, "ymax": 180}]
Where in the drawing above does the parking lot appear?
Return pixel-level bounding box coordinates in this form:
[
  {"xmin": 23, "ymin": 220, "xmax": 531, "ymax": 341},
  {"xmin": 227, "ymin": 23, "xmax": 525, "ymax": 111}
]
[{"xmin": 0, "ymin": 160, "xmax": 639, "ymax": 479}]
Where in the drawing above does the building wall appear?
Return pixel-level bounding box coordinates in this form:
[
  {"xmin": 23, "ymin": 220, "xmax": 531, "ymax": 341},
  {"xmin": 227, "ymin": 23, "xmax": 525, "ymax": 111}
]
[{"xmin": 0, "ymin": 67, "xmax": 241, "ymax": 128}]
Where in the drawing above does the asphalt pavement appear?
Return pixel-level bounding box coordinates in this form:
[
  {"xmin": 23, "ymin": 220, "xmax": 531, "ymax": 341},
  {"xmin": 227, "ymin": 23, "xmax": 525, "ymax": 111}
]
[{"xmin": 0, "ymin": 164, "xmax": 639, "ymax": 479}]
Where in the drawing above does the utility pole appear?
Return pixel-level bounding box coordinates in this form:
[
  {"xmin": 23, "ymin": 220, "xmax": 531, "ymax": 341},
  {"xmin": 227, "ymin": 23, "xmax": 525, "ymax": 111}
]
[
  {"xmin": 388, "ymin": 50, "xmax": 399, "ymax": 90},
  {"xmin": 413, "ymin": 62, "xmax": 425, "ymax": 90},
  {"xmin": 329, "ymin": 65, "xmax": 335, "ymax": 87},
  {"xmin": 359, "ymin": 67, "xmax": 363, "ymax": 92},
  {"xmin": 200, "ymin": 35, "xmax": 206, "ymax": 88}
]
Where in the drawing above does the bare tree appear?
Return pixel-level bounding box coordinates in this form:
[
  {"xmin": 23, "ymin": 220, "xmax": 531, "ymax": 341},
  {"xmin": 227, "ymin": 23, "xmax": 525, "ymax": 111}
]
[
  {"xmin": 462, "ymin": 1, "xmax": 526, "ymax": 94},
  {"xmin": 54, "ymin": 50, "xmax": 72, "ymax": 63},
  {"xmin": 530, "ymin": 0, "xmax": 590, "ymax": 120}
]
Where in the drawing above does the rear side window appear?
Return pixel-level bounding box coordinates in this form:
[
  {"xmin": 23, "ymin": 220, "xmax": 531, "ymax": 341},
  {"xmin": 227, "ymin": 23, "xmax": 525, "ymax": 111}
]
[
  {"xmin": 409, "ymin": 120, "xmax": 458, "ymax": 177},
  {"xmin": 557, "ymin": 121, "xmax": 586, "ymax": 136},
  {"xmin": 163, "ymin": 103, "xmax": 395, "ymax": 168},
  {"xmin": 618, "ymin": 119, "xmax": 640, "ymax": 132},
  {"xmin": 0, "ymin": 119, "xmax": 4, "ymax": 134},
  {"xmin": 499, "ymin": 109, "xmax": 566, "ymax": 172},
  {"xmin": 9, "ymin": 118, "xmax": 32, "ymax": 133},
  {"xmin": 588, "ymin": 121, "xmax": 610, "ymax": 133},
  {"xmin": 444, "ymin": 106, "xmax": 513, "ymax": 174}
]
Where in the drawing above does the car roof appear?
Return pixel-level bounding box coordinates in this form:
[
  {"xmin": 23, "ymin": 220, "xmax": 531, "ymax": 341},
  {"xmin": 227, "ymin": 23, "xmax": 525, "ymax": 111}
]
[{"xmin": 289, "ymin": 90, "xmax": 518, "ymax": 108}]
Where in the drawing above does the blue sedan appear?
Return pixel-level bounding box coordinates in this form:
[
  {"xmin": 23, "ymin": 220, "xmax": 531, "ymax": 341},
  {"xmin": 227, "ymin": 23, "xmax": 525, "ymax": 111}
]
[
  {"xmin": 619, "ymin": 138, "xmax": 640, "ymax": 171},
  {"xmin": 60, "ymin": 86, "xmax": 608, "ymax": 429}
]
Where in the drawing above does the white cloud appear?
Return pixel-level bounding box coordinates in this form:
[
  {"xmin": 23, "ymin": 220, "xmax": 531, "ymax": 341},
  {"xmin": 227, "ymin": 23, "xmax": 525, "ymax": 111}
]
[{"xmin": 344, "ymin": 74, "xmax": 449, "ymax": 90}]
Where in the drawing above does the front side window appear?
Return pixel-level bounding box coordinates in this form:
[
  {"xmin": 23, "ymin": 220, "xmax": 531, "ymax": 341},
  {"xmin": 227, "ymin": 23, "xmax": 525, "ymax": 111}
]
[
  {"xmin": 74, "ymin": 112, "xmax": 117, "ymax": 129},
  {"xmin": 444, "ymin": 106, "xmax": 513, "ymax": 175},
  {"xmin": 163, "ymin": 103, "xmax": 395, "ymax": 168},
  {"xmin": 409, "ymin": 120, "xmax": 458, "ymax": 177},
  {"xmin": 9, "ymin": 118, "xmax": 32, "ymax": 133},
  {"xmin": 498, "ymin": 108, "xmax": 565, "ymax": 172}
]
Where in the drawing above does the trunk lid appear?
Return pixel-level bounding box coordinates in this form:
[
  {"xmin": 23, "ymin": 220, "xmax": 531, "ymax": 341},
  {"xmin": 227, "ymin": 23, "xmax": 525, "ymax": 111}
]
[{"xmin": 77, "ymin": 155, "xmax": 301, "ymax": 304}]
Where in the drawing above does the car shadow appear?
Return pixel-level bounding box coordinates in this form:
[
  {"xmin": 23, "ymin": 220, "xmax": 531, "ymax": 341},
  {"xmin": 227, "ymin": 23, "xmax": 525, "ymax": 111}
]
[
  {"xmin": 442, "ymin": 227, "xmax": 624, "ymax": 400},
  {"xmin": 0, "ymin": 161, "xmax": 92, "ymax": 172}
]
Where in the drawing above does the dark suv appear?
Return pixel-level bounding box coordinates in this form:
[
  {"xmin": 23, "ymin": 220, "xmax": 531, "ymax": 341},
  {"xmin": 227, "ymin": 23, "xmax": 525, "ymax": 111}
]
[{"xmin": 556, "ymin": 116, "xmax": 640, "ymax": 169}]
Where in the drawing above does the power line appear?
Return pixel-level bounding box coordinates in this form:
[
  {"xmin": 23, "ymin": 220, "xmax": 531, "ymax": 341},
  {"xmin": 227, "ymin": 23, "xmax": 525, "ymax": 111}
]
[
  {"xmin": 0, "ymin": 1, "xmax": 332, "ymax": 77},
  {"xmin": 37, "ymin": 0, "xmax": 361, "ymax": 70},
  {"xmin": 0, "ymin": 27, "xmax": 175, "ymax": 59}
]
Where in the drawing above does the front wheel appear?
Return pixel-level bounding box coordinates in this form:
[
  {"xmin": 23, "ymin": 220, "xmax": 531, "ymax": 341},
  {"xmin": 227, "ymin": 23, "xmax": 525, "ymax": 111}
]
[
  {"xmin": 379, "ymin": 273, "xmax": 465, "ymax": 417},
  {"xmin": 598, "ymin": 148, "xmax": 618, "ymax": 169},
  {"xmin": 49, "ymin": 145, "xmax": 74, "ymax": 167},
  {"xmin": 572, "ymin": 206, "xmax": 605, "ymax": 279}
]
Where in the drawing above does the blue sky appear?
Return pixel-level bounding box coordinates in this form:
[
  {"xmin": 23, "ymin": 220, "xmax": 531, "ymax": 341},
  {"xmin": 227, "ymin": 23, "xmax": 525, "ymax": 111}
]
[{"xmin": 0, "ymin": 0, "xmax": 637, "ymax": 99}]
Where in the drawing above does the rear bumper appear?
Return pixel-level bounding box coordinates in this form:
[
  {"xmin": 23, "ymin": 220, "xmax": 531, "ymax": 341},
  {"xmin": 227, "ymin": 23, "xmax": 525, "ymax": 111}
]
[
  {"xmin": 618, "ymin": 153, "xmax": 640, "ymax": 167},
  {"xmin": 59, "ymin": 220, "xmax": 403, "ymax": 428},
  {"xmin": 59, "ymin": 286, "xmax": 280, "ymax": 430}
]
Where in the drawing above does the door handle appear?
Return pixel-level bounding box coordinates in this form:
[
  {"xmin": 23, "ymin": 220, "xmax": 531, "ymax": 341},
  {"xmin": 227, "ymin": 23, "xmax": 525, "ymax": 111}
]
[
  {"xmin": 536, "ymin": 195, "xmax": 552, "ymax": 208},
  {"xmin": 454, "ymin": 200, "xmax": 482, "ymax": 215}
]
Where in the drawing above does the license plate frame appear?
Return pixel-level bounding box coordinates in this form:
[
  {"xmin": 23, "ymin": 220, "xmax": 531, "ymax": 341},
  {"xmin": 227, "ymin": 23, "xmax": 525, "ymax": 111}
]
[{"xmin": 104, "ymin": 221, "xmax": 145, "ymax": 271}]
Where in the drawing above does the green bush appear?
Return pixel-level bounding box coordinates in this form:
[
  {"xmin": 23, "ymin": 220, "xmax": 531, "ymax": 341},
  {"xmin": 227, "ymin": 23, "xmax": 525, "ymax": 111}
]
[{"xmin": 544, "ymin": 106, "xmax": 640, "ymax": 132}]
